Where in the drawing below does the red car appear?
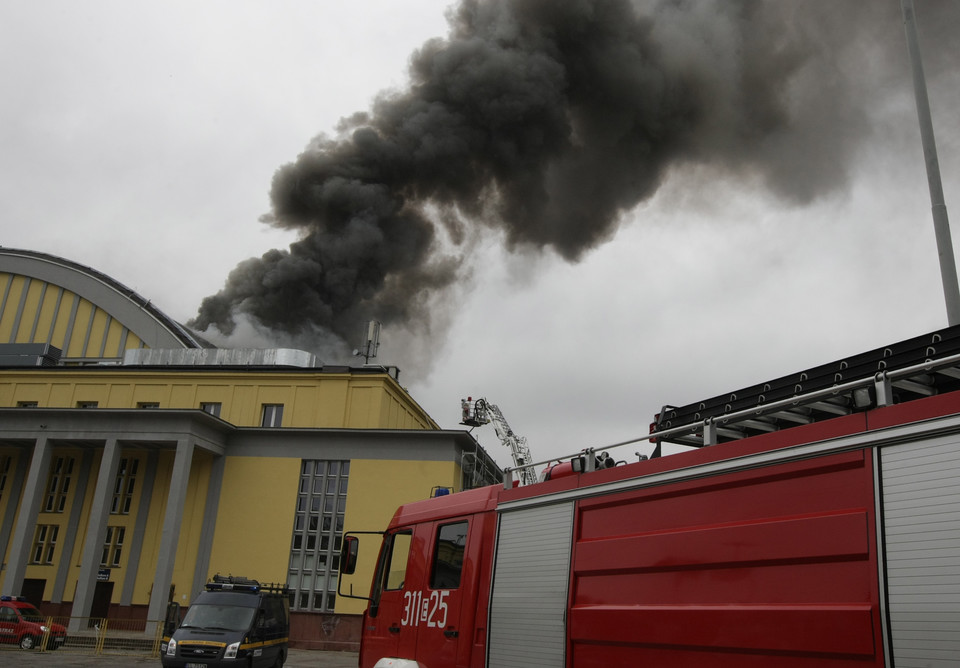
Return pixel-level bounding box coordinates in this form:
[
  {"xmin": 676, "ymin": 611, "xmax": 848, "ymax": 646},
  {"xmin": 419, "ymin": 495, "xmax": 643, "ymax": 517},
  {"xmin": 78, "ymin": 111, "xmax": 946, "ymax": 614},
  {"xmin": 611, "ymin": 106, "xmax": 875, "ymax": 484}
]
[{"xmin": 0, "ymin": 596, "xmax": 67, "ymax": 650}]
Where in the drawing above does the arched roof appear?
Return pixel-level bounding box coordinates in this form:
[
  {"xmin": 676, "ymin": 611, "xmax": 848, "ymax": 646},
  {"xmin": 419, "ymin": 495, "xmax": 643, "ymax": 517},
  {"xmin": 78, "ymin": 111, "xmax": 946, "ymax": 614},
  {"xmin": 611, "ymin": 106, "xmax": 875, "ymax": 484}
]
[{"xmin": 0, "ymin": 247, "xmax": 207, "ymax": 361}]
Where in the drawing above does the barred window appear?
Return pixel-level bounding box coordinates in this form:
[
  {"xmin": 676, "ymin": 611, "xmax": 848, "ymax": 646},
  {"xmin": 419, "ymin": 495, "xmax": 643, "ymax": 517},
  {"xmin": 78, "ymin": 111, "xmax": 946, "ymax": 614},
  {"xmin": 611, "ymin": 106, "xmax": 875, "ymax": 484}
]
[
  {"xmin": 111, "ymin": 457, "xmax": 139, "ymax": 514},
  {"xmin": 44, "ymin": 456, "xmax": 74, "ymax": 513},
  {"xmin": 101, "ymin": 526, "xmax": 125, "ymax": 567},
  {"xmin": 31, "ymin": 524, "xmax": 59, "ymax": 564},
  {"xmin": 288, "ymin": 460, "xmax": 349, "ymax": 612}
]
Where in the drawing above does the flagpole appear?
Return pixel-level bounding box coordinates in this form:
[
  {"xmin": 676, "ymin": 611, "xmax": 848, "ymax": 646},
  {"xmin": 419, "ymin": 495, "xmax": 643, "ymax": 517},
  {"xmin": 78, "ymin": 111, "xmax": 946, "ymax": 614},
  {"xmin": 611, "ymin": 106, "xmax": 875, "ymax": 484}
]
[{"xmin": 902, "ymin": 0, "xmax": 960, "ymax": 326}]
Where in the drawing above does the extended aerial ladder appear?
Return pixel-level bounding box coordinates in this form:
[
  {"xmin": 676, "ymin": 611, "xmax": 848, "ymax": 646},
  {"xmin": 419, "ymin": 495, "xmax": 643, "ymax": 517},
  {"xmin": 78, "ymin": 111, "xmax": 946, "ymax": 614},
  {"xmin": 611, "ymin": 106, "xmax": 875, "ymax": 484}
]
[{"xmin": 460, "ymin": 397, "xmax": 537, "ymax": 485}]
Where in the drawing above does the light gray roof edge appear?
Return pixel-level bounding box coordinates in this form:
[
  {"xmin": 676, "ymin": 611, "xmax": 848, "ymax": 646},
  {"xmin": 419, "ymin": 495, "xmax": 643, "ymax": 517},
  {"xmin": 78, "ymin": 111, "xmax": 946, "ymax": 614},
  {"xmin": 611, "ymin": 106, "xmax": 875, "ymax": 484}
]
[{"xmin": 0, "ymin": 247, "xmax": 207, "ymax": 349}]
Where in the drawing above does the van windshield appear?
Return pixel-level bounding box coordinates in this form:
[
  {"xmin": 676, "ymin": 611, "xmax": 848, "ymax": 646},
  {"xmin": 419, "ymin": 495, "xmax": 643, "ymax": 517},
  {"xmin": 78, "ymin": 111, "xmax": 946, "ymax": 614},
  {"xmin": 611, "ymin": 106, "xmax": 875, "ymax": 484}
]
[{"xmin": 180, "ymin": 604, "xmax": 255, "ymax": 632}]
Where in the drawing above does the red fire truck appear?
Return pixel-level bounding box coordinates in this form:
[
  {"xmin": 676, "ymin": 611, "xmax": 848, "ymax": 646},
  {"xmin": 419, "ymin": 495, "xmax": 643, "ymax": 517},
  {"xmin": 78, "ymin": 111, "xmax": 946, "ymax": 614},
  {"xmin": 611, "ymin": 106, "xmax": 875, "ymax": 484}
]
[{"xmin": 340, "ymin": 326, "xmax": 960, "ymax": 667}]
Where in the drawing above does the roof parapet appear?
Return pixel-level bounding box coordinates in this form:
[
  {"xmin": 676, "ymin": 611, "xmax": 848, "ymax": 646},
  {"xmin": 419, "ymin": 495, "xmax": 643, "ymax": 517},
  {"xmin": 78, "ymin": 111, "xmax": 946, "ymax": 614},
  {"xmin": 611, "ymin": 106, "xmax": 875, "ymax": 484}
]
[{"xmin": 122, "ymin": 348, "xmax": 321, "ymax": 368}]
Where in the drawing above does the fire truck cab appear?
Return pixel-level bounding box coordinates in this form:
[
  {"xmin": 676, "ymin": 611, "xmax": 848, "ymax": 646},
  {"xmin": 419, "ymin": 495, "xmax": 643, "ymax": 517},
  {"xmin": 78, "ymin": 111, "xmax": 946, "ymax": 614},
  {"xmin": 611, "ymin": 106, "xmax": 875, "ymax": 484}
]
[{"xmin": 341, "ymin": 487, "xmax": 500, "ymax": 668}]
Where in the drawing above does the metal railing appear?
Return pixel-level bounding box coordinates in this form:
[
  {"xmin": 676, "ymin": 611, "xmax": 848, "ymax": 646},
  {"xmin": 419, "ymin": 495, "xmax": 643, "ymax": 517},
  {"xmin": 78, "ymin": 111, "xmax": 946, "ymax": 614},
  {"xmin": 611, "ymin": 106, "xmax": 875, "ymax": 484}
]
[
  {"xmin": 0, "ymin": 615, "xmax": 163, "ymax": 657},
  {"xmin": 501, "ymin": 350, "xmax": 960, "ymax": 488}
]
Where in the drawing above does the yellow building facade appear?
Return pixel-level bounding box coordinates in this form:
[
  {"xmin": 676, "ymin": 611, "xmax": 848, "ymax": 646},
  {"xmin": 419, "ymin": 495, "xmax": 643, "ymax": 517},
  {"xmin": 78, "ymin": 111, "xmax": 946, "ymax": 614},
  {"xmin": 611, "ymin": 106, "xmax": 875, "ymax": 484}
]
[{"xmin": 0, "ymin": 248, "xmax": 501, "ymax": 649}]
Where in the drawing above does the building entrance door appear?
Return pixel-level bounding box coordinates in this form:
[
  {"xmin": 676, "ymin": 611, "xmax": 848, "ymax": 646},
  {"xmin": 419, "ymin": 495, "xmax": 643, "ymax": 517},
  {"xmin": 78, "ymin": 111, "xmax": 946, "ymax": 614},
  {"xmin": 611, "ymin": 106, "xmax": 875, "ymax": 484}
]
[
  {"xmin": 20, "ymin": 579, "xmax": 46, "ymax": 604},
  {"xmin": 90, "ymin": 581, "xmax": 114, "ymax": 624}
]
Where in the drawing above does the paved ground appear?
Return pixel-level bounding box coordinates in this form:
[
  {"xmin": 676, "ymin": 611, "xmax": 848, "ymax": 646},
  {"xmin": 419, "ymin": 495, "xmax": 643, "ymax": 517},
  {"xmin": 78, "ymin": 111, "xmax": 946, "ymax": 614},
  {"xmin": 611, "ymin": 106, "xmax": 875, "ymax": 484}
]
[{"xmin": 0, "ymin": 648, "xmax": 359, "ymax": 667}]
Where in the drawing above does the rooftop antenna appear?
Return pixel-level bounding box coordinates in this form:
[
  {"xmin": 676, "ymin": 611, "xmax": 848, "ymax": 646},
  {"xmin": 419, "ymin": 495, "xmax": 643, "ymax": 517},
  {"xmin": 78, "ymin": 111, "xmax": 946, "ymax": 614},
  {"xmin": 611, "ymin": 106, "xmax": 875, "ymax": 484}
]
[
  {"xmin": 353, "ymin": 321, "xmax": 381, "ymax": 363},
  {"xmin": 902, "ymin": 0, "xmax": 960, "ymax": 326}
]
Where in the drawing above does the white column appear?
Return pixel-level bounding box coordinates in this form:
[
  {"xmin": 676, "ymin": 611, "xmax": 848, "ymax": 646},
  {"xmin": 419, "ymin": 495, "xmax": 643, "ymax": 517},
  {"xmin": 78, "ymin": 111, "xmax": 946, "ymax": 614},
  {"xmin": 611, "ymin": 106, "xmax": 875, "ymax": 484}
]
[
  {"xmin": 147, "ymin": 438, "xmax": 195, "ymax": 624},
  {"xmin": 70, "ymin": 438, "xmax": 121, "ymax": 628},
  {"xmin": 0, "ymin": 437, "xmax": 52, "ymax": 597}
]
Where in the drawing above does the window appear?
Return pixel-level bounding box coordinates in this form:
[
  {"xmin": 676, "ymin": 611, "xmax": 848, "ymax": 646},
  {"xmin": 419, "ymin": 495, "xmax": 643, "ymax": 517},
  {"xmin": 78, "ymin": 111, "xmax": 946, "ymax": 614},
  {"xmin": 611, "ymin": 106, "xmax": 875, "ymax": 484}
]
[
  {"xmin": 101, "ymin": 526, "xmax": 125, "ymax": 567},
  {"xmin": 261, "ymin": 404, "xmax": 284, "ymax": 427},
  {"xmin": 17, "ymin": 401, "xmax": 39, "ymax": 408},
  {"xmin": 77, "ymin": 401, "xmax": 98, "ymax": 408},
  {"xmin": 44, "ymin": 456, "xmax": 74, "ymax": 513},
  {"xmin": 111, "ymin": 458, "xmax": 138, "ymax": 514},
  {"xmin": 31, "ymin": 525, "xmax": 59, "ymax": 564},
  {"xmin": 262, "ymin": 596, "xmax": 286, "ymax": 634},
  {"xmin": 369, "ymin": 529, "xmax": 413, "ymax": 616},
  {"xmin": 288, "ymin": 460, "xmax": 349, "ymax": 612},
  {"xmin": 430, "ymin": 522, "xmax": 468, "ymax": 589},
  {"xmin": 385, "ymin": 532, "xmax": 412, "ymax": 591},
  {"xmin": 200, "ymin": 402, "xmax": 222, "ymax": 417},
  {"xmin": 136, "ymin": 402, "xmax": 159, "ymax": 409}
]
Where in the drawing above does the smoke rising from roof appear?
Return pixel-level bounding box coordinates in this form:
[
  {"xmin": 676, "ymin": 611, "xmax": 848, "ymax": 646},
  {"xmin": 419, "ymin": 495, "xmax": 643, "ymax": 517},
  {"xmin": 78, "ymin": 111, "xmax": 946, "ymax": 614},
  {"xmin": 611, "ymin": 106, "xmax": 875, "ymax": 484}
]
[{"xmin": 190, "ymin": 0, "xmax": 957, "ymax": 363}]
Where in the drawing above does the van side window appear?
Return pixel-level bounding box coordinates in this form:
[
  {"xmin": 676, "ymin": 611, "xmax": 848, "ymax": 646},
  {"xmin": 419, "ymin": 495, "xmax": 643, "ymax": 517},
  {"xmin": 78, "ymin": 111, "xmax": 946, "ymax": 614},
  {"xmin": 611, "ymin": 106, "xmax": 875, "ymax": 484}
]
[
  {"xmin": 384, "ymin": 531, "xmax": 412, "ymax": 591},
  {"xmin": 430, "ymin": 521, "xmax": 468, "ymax": 589},
  {"xmin": 262, "ymin": 597, "xmax": 284, "ymax": 635}
]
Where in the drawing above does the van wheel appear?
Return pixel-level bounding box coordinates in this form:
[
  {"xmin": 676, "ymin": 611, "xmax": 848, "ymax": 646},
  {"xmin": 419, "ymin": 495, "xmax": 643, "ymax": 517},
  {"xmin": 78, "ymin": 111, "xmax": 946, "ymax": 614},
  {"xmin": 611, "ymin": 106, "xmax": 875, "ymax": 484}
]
[
  {"xmin": 272, "ymin": 650, "xmax": 285, "ymax": 667},
  {"xmin": 19, "ymin": 635, "xmax": 38, "ymax": 650}
]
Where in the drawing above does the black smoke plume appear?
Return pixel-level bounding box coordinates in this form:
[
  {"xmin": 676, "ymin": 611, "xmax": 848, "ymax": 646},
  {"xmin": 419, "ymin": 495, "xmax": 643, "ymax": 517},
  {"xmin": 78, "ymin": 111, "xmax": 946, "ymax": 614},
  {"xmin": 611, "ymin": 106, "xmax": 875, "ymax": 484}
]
[{"xmin": 190, "ymin": 0, "xmax": 958, "ymax": 361}]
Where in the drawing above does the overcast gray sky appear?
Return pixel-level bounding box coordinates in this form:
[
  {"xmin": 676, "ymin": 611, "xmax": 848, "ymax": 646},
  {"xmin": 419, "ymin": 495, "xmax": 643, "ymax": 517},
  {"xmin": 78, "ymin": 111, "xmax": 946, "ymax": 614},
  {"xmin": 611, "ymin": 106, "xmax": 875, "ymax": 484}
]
[{"xmin": 3, "ymin": 1, "xmax": 959, "ymax": 471}]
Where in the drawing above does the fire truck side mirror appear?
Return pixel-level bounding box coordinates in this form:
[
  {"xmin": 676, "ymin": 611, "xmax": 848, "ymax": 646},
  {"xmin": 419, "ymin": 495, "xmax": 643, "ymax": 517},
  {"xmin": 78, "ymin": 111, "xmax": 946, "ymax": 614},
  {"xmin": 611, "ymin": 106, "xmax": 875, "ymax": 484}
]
[{"xmin": 340, "ymin": 536, "xmax": 360, "ymax": 575}]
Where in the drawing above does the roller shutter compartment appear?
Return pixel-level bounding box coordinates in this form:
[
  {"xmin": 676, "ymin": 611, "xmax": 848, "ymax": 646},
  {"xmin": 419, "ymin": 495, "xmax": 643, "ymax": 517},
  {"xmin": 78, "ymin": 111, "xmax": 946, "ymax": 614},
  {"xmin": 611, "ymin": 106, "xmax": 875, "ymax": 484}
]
[
  {"xmin": 487, "ymin": 501, "xmax": 574, "ymax": 668},
  {"xmin": 881, "ymin": 435, "xmax": 960, "ymax": 666}
]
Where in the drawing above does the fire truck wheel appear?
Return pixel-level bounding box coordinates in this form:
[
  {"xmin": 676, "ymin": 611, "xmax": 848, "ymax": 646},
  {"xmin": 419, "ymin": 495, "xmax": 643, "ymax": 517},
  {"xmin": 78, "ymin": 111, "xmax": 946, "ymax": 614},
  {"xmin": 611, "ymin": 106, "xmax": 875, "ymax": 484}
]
[{"xmin": 19, "ymin": 634, "xmax": 38, "ymax": 650}]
